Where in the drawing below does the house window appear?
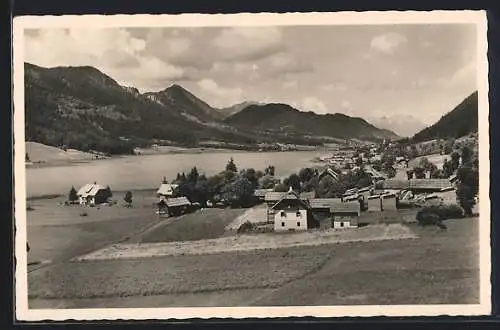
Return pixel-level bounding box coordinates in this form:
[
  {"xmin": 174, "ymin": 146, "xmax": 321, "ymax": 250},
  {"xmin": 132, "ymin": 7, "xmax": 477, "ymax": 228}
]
[
  {"xmin": 281, "ymin": 211, "xmax": 286, "ymax": 217},
  {"xmin": 281, "ymin": 222, "xmax": 285, "ymax": 227},
  {"xmin": 297, "ymin": 222, "xmax": 301, "ymax": 227},
  {"xmin": 296, "ymin": 210, "xmax": 301, "ymax": 217}
]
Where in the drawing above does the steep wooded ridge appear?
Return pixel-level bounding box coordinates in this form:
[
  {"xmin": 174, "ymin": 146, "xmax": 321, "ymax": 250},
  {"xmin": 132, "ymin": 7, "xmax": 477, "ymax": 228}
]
[
  {"xmin": 25, "ymin": 63, "xmax": 254, "ymax": 154},
  {"xmin": 143, "ymin": 84, "xmax": 225, "ymax": 122},
  {"xmin": 25, "ymin": 63, "xmax": 398, "ymax": 154},
  {"xmin": 412, "ymin": 91, "xmax": 478, "ymax": 142},
  {"xmin": 224, "ymin": 103, "xmax": 399, "ymax": 141}
]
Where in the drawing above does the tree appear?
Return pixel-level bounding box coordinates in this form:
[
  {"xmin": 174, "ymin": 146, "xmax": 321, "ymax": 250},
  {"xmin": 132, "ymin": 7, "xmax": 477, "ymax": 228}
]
[
  {"xmin": 298, "ymin": 167, "xmax": 315, "ymax": 184},
  {"xmin": 284, "ymin": 173, "xmax": 301, "ymax": 191},
  {"xmin": 104, "ymin": 185, "xmax": 113, "ymax": 200},
  {"xmin": 461, "ymin": 146, "xmax": 472, "ymax": 166},
  {"xmin": 124, "ymin": 191, "xmax": 133, "ymax": 207},
  {"xmin": 414, "ymin": 167, "xmax": 426, "ymax": 179},
  {"xmin": 265, "ymin": 165, "xmax": 275, "ymax": 176},
  {"xmin": 355, "ymin": 157, "xmax": 363, "ymax": 167},
  {"xmin": 274, "ymin": 183, "xmax": 288, "ymax": 192},
  {"xmin": 442, "ymin": 158, "xmax": 454, "ymax": 178},
  {"xmin": 259, "ymin": 174, "xmax": 276, "ymax": 189},
  {"xmin": 456, "ymin": 183, "xmax": 474, "ymax": 216},
  {"xmin": 226, "ymin": 157, "xmax": 238, "ymax": 173},
  {"xmin": 243, "ymin": 168, "xmax": 259, "ymax": 188},
  {"xmin": 450, "ymin": 152, "xmax": 460, "ymax": 171},
  {"xmin": 222, "ymin": 177, "xmax": 254, "ymax": 208},
  {"xmin": 68, "ymin": 186, "xmax": 78, "ymax": 202},
  {"xmin": 187, "ymin": 166, "xmax": 199, "ymax": 184},
  {"xmin": 406, "ymin": 170, "xmax": 414, "ymax": 180}
]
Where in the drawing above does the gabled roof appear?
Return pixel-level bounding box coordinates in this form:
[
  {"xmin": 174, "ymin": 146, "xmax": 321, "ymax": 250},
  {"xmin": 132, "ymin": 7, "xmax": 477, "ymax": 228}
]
[
  {"xmin": 269, "ymin": 189, "xmax": 308, "ymax": 210},
  {"xmin": 157, "ymin": 183, "xmax": 179, "ymax": 196},
  {"xmin": 265, "ymin": 189, "xmax": 312, "ymax": 202},
  {"xmin": 165, "ymin": 197, "xmax": 191, "ymax": 207},
  {"xmin": 343, "ymin": 194, "xmax": 360, "ymax": 201},
  {"xmin": 330, "ymin": 202, "xmax": 360, "ymax": 214},
  {"xmin": 309, "ymin": 198, "xmax": 343, "ymax": 209},
  {"xmin": 380, "ymin": 179, "xmax": 409, "ymax": 190},
  {"xmin": 253, "ymin": 188, "xmax": 274, "ymax": 197},
  {"xmin": 77, "ymin": 183, "xmax": 106, "ymax": 197},
  {"xmin": 318, "ymin": 167, "xmax": 339, "ymax": 181},
  {"xmin": 408, "ymin": 179, "xmax": 452, "ymax": 190}
]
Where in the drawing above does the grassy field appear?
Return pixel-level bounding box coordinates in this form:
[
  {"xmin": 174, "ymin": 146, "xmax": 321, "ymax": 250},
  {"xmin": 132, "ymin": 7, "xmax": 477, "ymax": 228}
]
[
  {"xmin": 28, "ymin": 215, "xmax": 479, "ymax": 308},
  {"xmin": 126, "ymin": 208, "xmax": 246, "ymax": 243},
  {"xmin": 26, "ymin": 190, "xmax": 160, "ymax": 265}
]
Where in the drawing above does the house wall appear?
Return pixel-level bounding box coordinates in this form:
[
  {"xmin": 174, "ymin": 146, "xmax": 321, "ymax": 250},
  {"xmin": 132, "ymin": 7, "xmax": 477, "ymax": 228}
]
[
  {"xmin": 274, "ymin": 209, "xmax": 308, "ymax": 232},
  {"xmin": 367, "ymin": 197, "xmax": 382, "ymax": 212},
  {"xmin": 332, "ymin": 214, "xmax": 358, "ymax": 228},
  {"xmin": 436, "ymin": 190, "xmax": 457, "ymax": 205},
  {"xmin": 382, "ymin": 197, "xmax": 397, "ymax": 211}
]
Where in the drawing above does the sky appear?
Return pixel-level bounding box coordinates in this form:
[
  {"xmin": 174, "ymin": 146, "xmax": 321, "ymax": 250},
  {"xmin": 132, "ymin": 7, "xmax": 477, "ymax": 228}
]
[{"xmin": 23, "ymin": 24, "xmax": 478, "ymax": 132}]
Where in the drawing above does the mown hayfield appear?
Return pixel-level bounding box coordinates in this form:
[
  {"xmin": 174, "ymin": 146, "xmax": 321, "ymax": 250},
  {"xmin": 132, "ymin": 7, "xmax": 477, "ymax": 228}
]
[
  {"xmin": 126, "ymin": 208, "xmax": 246, "ymax": 243},
  {"xmin": 28, "ymin": 217, "xmax": 479, "ymax": 308}
]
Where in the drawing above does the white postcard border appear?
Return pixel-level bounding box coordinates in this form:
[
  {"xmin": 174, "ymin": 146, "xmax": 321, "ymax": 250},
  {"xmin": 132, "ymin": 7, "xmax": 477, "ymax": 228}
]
[{"xmin": 13, "ymin": 10, "xmax": 491, "ymax": 321}]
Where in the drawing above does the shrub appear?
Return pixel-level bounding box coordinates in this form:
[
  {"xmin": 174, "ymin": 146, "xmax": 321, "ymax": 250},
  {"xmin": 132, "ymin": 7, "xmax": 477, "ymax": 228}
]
[
  {"xmin": 416, "ymin": 205, "xmax": 464, "ymax": 226},
  {"xmin": 237, "ymin": 221, "xmax": 255, "ymax": 234}
]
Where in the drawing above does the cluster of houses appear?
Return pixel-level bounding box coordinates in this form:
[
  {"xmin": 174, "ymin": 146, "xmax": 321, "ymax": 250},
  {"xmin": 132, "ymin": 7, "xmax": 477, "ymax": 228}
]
[
  {"xmin": 251, "ymin": 168, "xmax": 459, "ymax": 233},
  {"xmin": 254, "ymin": 187, "xmax": 361, "ymax": 232}
]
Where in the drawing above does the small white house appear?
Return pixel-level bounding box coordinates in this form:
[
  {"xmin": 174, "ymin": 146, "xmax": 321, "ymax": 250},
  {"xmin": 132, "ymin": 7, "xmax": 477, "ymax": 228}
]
[
  {"xmin": 270, "ymin": 188, "xmax": 309, "ymax": 232},
  {"xmin": 156, "ymin": 183, "xmax": 179, "ymax": 200},
  {"xmin": 330, "ymin": 203, "xmax": 360, "ymax": 229},
  {"xmin": 77, "ymin": 183, "xmax": 108, "ymax": 206}
]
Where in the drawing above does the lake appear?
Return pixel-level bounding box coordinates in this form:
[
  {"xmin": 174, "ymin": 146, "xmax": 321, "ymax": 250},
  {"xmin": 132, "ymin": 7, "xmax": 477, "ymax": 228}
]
[{"xmin": 25, "ymin": 151, "xmax": 323, "ymax": 197}]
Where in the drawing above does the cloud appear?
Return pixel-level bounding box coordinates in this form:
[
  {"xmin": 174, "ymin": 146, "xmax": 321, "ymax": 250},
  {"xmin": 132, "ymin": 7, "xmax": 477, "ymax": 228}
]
[
  {"xmin": 370, "ymin": 32, "xmax": 408, "ymax": 54},
  {"xmin": 213, "ymin": 27, "xmax": 284, "ymax": 62},
  {"xmin": 435, "ymin": 61, "xmax": 476, "ymax": 90},
  {"xmin": 320, "ymin": 83, "xmax": 348, "ymax": 92},
  {"xmin": 297, "ymin": 97, "xmax": 328, "ymax": 114},
  {"xmin": 341, "ymin": 100, "xmax": 351, "ymax": 109},
  {"xmin": 283, "ymin": 80, "xmax": 298, "ymax": 89},
  {"xmin": 24, "ymin": 28, "xmax": 188, "ymax": 91},
  {"xmin": 196, "ymin": 79, "xmax": 244, "ymax": 107}
]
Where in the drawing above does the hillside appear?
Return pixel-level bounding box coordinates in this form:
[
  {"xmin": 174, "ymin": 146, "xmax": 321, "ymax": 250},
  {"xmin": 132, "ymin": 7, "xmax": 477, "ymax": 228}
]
[
  {"xmin": 412, "ymin": 91, "xmax": 478, "ymax": 142},
  {"xmin": 143, "ymin": 85, "xmax": 225, "ymax": 122},
  {"xmin": 217, "ymin": 101, "xmax": 263, "ymax": 119},
  {"xmin": 224, "ymin": 103, "xmax": 399, "ymax": 141},
  {"xmin": 24, "ymin": 63, "xmax": 256, "ymax": 154}
]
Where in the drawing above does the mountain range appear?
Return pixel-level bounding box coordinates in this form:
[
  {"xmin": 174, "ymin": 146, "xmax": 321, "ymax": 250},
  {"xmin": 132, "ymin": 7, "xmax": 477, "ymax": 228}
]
[
  {"xmin": 412, "ymin": 91, "xmax": 478, "ymax": 142},
  {"xmin": 366, "ymin": 114, "xmax": 427, "ymax": 137},
  {"xmin": 24, "ymin": 62, "xmax": 400, "ymax": 154}
]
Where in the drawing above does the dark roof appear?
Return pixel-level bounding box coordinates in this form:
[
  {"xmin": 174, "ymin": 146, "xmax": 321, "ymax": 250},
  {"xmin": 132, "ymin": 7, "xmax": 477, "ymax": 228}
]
[
  {"xmin": 380, "ymin": 179, "xmax": 410, "ymax": 190},
  {"xmin": 330, "ymin": 202, "xmax": 360, "ymax": 214},
  {"xmin": 309, "ymin": 198, "xmax": 343, "ymax": 209},
  {"xmin": 409, "ymin": 179, "xmax": 452, "ymax": 190}
]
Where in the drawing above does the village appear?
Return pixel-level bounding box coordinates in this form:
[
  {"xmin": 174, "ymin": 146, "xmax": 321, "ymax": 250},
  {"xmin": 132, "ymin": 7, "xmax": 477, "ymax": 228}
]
[{"xmin": 61, "ymin": 134, "xmax": 479, "ymax": 236}]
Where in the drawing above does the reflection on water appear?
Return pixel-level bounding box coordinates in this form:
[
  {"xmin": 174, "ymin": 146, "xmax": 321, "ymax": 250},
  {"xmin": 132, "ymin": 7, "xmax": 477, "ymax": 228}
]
[{"xmin": 26, "ymin": 151, "xmax": 322, "ymax": 197}]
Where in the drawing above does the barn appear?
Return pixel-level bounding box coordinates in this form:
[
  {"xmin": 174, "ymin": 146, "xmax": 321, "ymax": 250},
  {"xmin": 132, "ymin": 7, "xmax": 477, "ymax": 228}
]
[
  {"xmin": 330, "ymin": 202, "xmax": 361, "ymax": 229},
  {"xmin": 77, "ymin": 183, "xmax": 108, "ymax": 206}
]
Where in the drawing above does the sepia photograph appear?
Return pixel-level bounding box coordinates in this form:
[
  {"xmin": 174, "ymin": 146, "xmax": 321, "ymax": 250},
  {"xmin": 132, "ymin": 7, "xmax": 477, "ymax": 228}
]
[{"xmin": 13, "ymin": 11, "xmax": 490, "ymax": 320}]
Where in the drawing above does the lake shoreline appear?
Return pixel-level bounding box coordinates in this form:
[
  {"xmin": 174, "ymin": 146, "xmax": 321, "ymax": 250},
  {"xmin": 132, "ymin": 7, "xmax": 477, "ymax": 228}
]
[{"xmin": 25, "ymin": 145, "xmax": 327, "ymax": 170}]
